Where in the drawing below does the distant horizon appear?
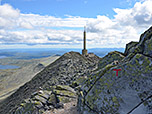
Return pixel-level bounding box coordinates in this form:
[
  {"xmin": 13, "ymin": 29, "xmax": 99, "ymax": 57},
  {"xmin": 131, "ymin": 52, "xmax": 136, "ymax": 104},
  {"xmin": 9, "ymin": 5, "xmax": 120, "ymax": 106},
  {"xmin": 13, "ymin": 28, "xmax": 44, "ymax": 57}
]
[
  {"xmin": 0, "ymin": 47, "xmax": 125, "ymax": 50},
  {"xmin": 0, "ymin": 47, "xmax": 125, "ymax": 58}
]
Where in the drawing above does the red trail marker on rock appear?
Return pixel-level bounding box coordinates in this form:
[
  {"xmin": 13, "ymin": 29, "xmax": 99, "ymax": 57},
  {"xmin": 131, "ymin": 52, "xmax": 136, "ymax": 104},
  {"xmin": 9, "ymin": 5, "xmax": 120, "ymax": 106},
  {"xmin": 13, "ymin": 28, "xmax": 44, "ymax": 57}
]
[{"xmin": 113, "ymin": 69, "xmax": 121, "ymax": 76}]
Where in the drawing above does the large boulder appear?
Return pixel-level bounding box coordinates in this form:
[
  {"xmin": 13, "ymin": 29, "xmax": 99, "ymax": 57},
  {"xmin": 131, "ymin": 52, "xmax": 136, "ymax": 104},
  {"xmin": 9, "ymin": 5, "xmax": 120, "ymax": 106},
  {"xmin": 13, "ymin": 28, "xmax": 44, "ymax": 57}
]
[
  {"xmin": 78, "ymin": 26, "xmax": 152, "ymax": 114},
  {"xmin": 78, "ymin": 54, "xmax": 152, "ymax": 114},
  {"xmin": 124, "ymin": 41, "xmax": 138, "ymax": 56},
  {"xmin": 98, "ymin": 51, "xmax": 125, "ymax": 69},
  {"xmin": 123, "ymin": 26, "xmax": 152, "ymax": 62}
]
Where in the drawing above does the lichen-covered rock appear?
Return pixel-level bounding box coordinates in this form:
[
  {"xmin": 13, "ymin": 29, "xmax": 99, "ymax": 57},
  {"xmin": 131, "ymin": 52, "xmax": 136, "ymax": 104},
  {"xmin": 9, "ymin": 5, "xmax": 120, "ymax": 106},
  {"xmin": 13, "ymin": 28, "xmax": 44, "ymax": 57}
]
[
  {"xmin": 143, "ymin": 36, "xmax": 152, "ymax": 57},
  {"xmin": 48, "ymin": 93, "xmax": 58, "ymax": 106},
  {"xmin": 98, "ymin": 51, "xmax": 125, "ymax": 69},
  {"xmin": 15, "ymin": 103, "xmax": 38, "ymax": 114},
  {"xmin": 123, "ymin": 26, "xmax": 152, "ymax": 63},
  {"xmin": 34, "ymin": 95, "xmax": 47, "ymax": 104},
  {"xmin": 124, "ymin": 41, "xmax": 138, "ymax": 56},
  {"xmin": 52, "ymin": 85, "xmax": 76, "ymax": 104},
  {"xmin": 13, "ymin": 85, "xmax": 77, "ymax": 114},
  {"xmin": 78, "ymin": 26, "xmax": 152, "ymax": 114},
  {"xmin": 14, "ymin": 90, "xmax": 52, "ymax": 114},
  {"xmin": 78, "ymin": 53, "xmax": 152, "ymax": 114}
]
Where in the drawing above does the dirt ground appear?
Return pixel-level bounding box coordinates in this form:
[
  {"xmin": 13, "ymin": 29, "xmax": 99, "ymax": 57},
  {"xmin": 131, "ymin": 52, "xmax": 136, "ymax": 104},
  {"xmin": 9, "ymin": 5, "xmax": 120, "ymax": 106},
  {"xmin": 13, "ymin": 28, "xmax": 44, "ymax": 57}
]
[{"xmin": 44, "ymin": 100, "xmax": 79, "ymax": 114}]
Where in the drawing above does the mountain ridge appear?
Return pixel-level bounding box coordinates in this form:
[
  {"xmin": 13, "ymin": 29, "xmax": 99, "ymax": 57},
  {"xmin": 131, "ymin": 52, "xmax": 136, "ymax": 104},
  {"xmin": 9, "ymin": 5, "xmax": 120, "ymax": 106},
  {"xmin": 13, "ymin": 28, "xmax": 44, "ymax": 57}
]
[{"xmin": 0, "ymin": 52, "xmax": 100, "ymax": 114}]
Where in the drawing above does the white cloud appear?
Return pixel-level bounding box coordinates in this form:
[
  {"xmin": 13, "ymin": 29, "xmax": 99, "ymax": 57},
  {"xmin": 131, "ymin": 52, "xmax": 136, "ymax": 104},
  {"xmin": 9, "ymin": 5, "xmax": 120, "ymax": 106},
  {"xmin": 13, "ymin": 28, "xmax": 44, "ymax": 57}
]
[
  {"xmin": 87, "ymin": 15, "xmax": 116, "ymax": 32},
  {"xmin": 0, "ymin": 4, "xmax": 20, "ymax": 28},
  {"xmin": 114, "ymin": 0, "xmax": 152, "ymax": 28},
  {"xmin": 0, "ymin": 4, "xmax": 88, "ymax": 29},
  {"xmin": 86, "ymin": 0, "xmax": 152, "ymax": 47},
  {"xmin": 0, "ymin": 4, "xmax": 19, "ymax": 18},
  {"xmin": 0, "ymin": 4, "xmax": 20, "ymax": 29},
  {"xmin": 19, "ymin": 22, "xmax": 33, "ymax": 29},
  {"xmin": 19, "ymin": 14, "xmax": 88, "ymax": 28},
  {"xmin": 0, "ymin": 1, "xmax": 152, "ymax": 48},
  {"xmin": 0, "ymin": 29, "xmax": 83, "ymax": 45}
]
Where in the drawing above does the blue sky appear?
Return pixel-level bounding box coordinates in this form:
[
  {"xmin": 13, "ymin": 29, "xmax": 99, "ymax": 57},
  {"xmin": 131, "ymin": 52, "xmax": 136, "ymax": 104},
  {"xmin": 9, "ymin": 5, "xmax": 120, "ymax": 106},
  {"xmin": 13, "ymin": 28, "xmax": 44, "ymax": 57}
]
[
  {"xmin": 2, "ymin": 0, "xmax": 136, "ymax": 18},
  {"xmin": 0, "ymin": 0, "xmax": 152, "ymax": 49}
]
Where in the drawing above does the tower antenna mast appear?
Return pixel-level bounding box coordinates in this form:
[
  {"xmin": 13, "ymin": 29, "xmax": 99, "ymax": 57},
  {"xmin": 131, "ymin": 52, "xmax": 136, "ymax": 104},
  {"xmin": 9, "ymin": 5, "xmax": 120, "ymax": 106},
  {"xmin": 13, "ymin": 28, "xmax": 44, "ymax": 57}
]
[{"xmin": 82, "ymin": 26, "xmax": 88, "ymax": 56}]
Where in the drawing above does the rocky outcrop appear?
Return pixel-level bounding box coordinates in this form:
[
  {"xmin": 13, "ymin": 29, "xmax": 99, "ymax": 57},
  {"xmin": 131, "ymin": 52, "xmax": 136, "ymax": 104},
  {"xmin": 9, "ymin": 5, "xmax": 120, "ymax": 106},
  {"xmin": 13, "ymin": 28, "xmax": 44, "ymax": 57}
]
[
  {"xmin": 123, "ymin": 26, "xmax": 152, "ymax": 62},
  {"xmin": 78, "ymin": 26, "xmax": 152, "ymax": 114},
  {"xmin": 98, "ymin": 51, "xmax": 125, "ymax": 69},
  {"xmin": 143, "ymin": 36, "xmax": 152, "ymax": 57},
  {"xmin": 0, "ymin": 52, "xmax": 100, "ymax": 114},
  {"xmin": 86, "ymin": 53, "xmax": 101, "ymax": 63},
  {"xmin": 14, "ymin": 85, "xmax": 76, "ymax": 114},
  {"xmin": 124, "ymin": 41, "xmax": 138, "ymax": 56}
]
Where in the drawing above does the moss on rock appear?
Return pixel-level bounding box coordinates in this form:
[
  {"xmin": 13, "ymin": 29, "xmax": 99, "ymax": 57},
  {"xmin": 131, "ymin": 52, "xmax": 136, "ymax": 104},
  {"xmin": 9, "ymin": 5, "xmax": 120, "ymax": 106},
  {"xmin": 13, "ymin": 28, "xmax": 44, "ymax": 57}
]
[
  {"xmin": 98, "ymin": 51, "xmax": 124, "ymax": 69},
  {"xmin": 124, "ymin": 41, "xmax": 139, "ymax": 56},
  {"xmin": 143, "ymin": 36, "xmax": 152, "ymax": 57},
  {"xmin": 78, "ymin": 53, "xmax": 152, "ymax": 113}
]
